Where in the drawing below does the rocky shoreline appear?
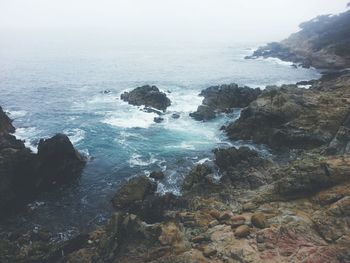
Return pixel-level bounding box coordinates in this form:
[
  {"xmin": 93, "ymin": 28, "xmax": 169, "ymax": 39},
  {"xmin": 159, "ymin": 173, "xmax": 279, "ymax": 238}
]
[
  {"xmin": 1, "ymin": 68, "xmax": 349, "ymax": 262},
  {"xmin": 1, "ymin": 8, "xmax": 350, "ymax": 263}
]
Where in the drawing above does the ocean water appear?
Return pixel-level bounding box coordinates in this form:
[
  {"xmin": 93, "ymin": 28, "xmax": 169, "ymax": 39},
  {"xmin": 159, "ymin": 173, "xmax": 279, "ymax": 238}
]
[{"xmin": 0, "ymin": 42, "xmax": 320, "ymax": 238}]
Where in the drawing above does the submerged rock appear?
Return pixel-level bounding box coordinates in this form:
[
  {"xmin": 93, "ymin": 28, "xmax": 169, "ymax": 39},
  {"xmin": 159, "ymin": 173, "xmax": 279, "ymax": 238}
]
[
  {"xmin": 121, "ymin": 85, "xmax": 171, "ymax": 111},
  {"xmin": 150, "ymin": 170, "xmax": 165, "ymax": 181}
]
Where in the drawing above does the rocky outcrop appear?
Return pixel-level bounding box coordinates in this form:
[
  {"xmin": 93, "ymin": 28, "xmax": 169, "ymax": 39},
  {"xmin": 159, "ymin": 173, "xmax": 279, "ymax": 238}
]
[
  {"xmin": 247, "ymin": 10, "xmax": 350, "ymax": 69},
  {"xmin": 121, "ymin": 85, "xmax": 171, "ymax": 111},
  {"xmin": 190, "ymin": 83, "xmax": 261, "ymax": 121},
  {"xmin": 214, "ymin": 147, "xmax": 274, "ymax": 189},
  {"xmin": 0, "ymin": 108, "xmax": 86, "ymax": 213},
  {"xmin": 35, "ymin": 134, "xmax": 86, "ymax": 188},
  {"xmin": 225, "ymin": 77, "xmax": 350, "ymax": 150},
  {"xmin": 112, "ymin": 176, "xmax": 186, "ymax": 223},
  {"xmin": 0, "ymin": 107, "xmax": 14, "ymax": 135}
]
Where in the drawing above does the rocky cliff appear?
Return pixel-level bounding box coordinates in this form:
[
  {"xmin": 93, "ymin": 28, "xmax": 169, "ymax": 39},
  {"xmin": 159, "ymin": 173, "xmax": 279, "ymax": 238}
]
[{"xmin": 248, "ymin": 10, "xmax": 350, "ymax": 69}]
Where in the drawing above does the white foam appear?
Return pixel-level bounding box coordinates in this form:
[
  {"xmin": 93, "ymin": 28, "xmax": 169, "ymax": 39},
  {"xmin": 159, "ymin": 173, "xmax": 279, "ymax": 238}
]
[
  {"xmin": 64, "ymin": 128, "xmax": 86, "ymax": 145},
  {"xmin": 7, "ymin": 110, "xmax": 27, "ymax": 118},
  {"xmin": 196, "ymin": 157, "xmax": 211, "ymax": 164},
  {"xmin": 103, "ymin": 109, "xmax": 158, "ymax": 129},
  {"xmin": 14, "ymin": 127, "xmax": 40, "ymax": 153},
  {"xmin": 128, "ymin": 153, "xmax": 158, "ymax": 167}
]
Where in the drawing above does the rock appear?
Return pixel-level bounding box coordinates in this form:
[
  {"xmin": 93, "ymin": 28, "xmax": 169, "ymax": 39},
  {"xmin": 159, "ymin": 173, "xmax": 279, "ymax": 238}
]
[
  {"xmin": 0, "ymin": 110, "xmax": 86, "ymax": 213},
  {"xmin": 231, "ymin": 216, "xmax": 246, "ymax": 227},
  {"xmin": 209, "ymin": 220, "xmax": 219, "ymax": 228},
  {"xmin": 251, "ymin": 213, "xmax": 268, "ymax": 229},
  {"xmin": 120, "ymin": 85, "xmax": 171, "ymax": 111},
  {"xmin": 200, "ymin": 83, "xmax": 261, "ymax": 109},
  {"xmin": 189, "ymin": 105, "xmax": 216, "ymax": 121},
  {"xmin": 171, "ymin": 113, "xmax": 180, "ymax": 119},
  {"xmin": 275, "ymin": 155, "xmax": 350, "ymax": 198},
  {"xmin": 153, "ymin": 117, "xmax": 164, "ymax": 123},
  {"xmin": 149, "ymin": 171, "xmax": 165, "ymax": 181},
  {"xmin": 214, "ymin": 147, "xmax": 273, "ymax": 189},
  {"xmin": 36, "ymin": 134, "xmax": 86, "ymax": 187},
  {"xmin": 0, "ymin": 107, "xmax": 15, "ymax": 135},
  {"xmin": 190, "ymin": 84, "xmax": 261, "ymax": 121},
  {"xmin": 247, "ymin": 10, "xmax": 350, "ymax": 69},
  {"xmin": 112, "ymin": 176, "xmax": 186, "ymax": 223},
  {"xmin": 202, "ymin": 246, "xmax": 217, "ymax": 257},
  {"xmin": 225, "ymin": 84, "xmax": 349, "ymax": 150},
  {"xmin": 191, "ymin": 235, "xmax": 210, "ymax": 243},
  {"xmin": 234, "ymin": 225, "xmax": 250, "ymax": 238},
  {"xmin": 112, "ymin": 176, "xmax": 157, "ymax": 210}
]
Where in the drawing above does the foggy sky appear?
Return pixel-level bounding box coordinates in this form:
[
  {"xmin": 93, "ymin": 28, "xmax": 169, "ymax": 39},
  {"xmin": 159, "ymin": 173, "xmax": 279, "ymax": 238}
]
[{"xmin": 0, "ymin": 0, "xmax": 349, "ymax": 43}]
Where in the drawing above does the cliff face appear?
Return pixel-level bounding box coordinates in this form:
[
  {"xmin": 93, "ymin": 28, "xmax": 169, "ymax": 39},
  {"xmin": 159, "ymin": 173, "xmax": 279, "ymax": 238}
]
[{"xmin": 249, "ymin": 10, "xmax": 350, "ymax": 69}]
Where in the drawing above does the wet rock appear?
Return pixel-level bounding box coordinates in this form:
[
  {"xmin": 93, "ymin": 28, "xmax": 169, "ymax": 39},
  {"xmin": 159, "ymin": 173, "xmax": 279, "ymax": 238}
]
[
  {"xmin": 112, "ymin": 176, "xmax": 157, "ymax": 210},
  {"xmin": 0, "ymin": 107, "xmax": 15, "ymax": 135},
  {"xmin": 189, "ymin": 105, "xmax": 216, "ymax": 121},
  {"xmin": 190, "ymin": 84, "xmax": 261, "ymax": 121},
  {"xmin": 153, "ymin": 117, "xmax": 164, "ymax": 123},
  {"xmin": 234, "ymin": 225, "xmax": 250, "ymax": 238},
  {"xmin": 36, "ymin": 134, "xmax": 86, "ymax": 187},
  {"xmin": 150, "ymin": 171, "xmax": 165, "ymax": 181},
  {"xmin": 231, "ymin": 216, "xmax": 246, "ymax": 227},
  {"xmin": 120, "ymin": 85, "xmax": 171, "ymax": 111},
  {"xmin": 171, "ymin": 113, "xmax": 180, "ymax": 119},
  {"xmin": 251, "ymin": 213, "xmax": 268, "ymax": 229},
  {"xmin": 214, "ymin": 147, "xmax": 273, "ymax": 189},
  {"xmin": 225, "ymin": 84, "xmax": 349, "ymax": 150}
]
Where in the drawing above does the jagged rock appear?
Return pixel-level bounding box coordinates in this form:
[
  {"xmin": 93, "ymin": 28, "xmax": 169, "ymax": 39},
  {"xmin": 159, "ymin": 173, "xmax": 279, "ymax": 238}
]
[
  {"xmin": 0, "ymin": 108, "xmax": 86, "ymax": 213},
  {"xmin": 189, "ymin": 105, "xmax": 216, "ymax": 121},
  {"xmin": 112, "ymin": 176, "xmax": 186, "ymax": 223},
  {"xmin": 36, "ymin": 134, "xmax": 86, "ymax": 187},
  {"xmin": 171, "ymin": 113, "xmax": 180, "ymax": 119},
  {"xmin": 121, "ymin": 85, "xmax": 171, "ymax": 111},
  {"xmin": 0, "ymin": 107, "xmax": 15, "ymax": 135},
  {"xmin": 190, "ymin": 84, "xmax": 261, "ymax": 121},
  {"xmin": 112, "ymin": 176, "xmax": 157, "ymax": 210},
  {"xmin": 275, "ymin": 155, "xmax": 350, "ymax": 198},
  {"xmin": 225, "ymin": 84, "xmax": 349, "ymax": 150},
  {"xmin": 214, "ymin": 147, "xmax": 273, "ymax": 189}
]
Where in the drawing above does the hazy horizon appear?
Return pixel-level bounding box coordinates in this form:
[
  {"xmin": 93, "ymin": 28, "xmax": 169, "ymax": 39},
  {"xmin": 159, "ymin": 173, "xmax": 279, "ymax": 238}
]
[{"xmin": 0, "ymin": 0, "xmax": 349, "ymax": 47}]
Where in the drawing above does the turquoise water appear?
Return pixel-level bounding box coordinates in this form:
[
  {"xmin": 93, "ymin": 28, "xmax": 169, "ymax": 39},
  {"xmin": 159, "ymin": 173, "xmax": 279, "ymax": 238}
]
[{"xmin": 0, "ymin": 42, "xmax": 320, "ymax": 238}]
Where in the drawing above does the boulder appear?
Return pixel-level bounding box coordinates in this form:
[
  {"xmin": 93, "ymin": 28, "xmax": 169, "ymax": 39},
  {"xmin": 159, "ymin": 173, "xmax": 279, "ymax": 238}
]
[
  {"xmin": 112, "ymin": 176, "xmax": 157, "ymax": 210},
  {"xmin": 234, "ymin": 225, "xmax": 250, "ymax": 238},
  {"xmin": 36, "ymin": 134, "xmax": 86, "ymax": 188},
  {"xmin": 189, "ymin": 105, "xmax": 216, "ymax": 121},
  {"xmin": 153, "ymin": 117, "xmax": 164, "ymax": 123},
  {"xmin": 251, "ymin": 213, "xmax": 268, "ymax": 229},
  {"xmin": 120, "ymin": 85, "xmax": 171, "ymax": 111}
]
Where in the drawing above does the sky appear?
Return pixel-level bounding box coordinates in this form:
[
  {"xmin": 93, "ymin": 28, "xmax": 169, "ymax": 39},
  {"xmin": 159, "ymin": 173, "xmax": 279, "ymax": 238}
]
[{"xmin": 0, "ymin": 0, "xmax": 349, "ymax": 44}]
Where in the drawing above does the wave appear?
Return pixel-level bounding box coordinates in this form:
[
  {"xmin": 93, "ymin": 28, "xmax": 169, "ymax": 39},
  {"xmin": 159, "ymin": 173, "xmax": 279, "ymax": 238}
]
[
  {"xmin": 128, "ymin": 153, "xmax": 159, "ymax": 167},
  {"xmin": 7, "ymin": 110, "xmax": 27, "ymax": 119},
  {"xmin": 14, "ymin": 127, "xmax": 40, "ymax": 153},
  {"xmin": 103, "ymin": 109, "xmax": 158, "ymax": 129},
  {"xmin": 64, "ymin": 128, "xmax": 86, "ymax": 145}
]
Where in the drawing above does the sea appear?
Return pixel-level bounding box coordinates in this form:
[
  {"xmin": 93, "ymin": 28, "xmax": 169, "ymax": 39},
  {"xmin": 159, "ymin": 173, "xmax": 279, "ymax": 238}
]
[{"xmin": 0, "ymin": 39, "xmax": 320, "ymax": 240}]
